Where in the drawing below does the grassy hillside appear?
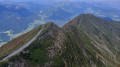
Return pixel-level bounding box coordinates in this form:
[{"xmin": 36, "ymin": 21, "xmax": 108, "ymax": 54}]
[
  {"xmin": 0, "ymin": 25, "xmax": 42, "ymax": 59},
  {"xmin": 63, "ymin": 14, "xmax": 120, "ymax": 66},
  {"xmin": 0, "ymin": 14, "xmax": 120, "ymax": 67}
]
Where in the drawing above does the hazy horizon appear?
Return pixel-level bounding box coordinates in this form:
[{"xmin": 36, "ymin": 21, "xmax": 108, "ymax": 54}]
[{"xmin": 0, "ymin": 0, "xmax": 119, "ymax": 10}]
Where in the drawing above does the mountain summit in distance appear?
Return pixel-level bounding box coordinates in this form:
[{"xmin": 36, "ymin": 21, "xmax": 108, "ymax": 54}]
[{"xmin": 0, "ymin": 14, "xmax": 120, "ymax": 67}]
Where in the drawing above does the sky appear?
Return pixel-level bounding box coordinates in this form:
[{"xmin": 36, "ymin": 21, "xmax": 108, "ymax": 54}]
[
  {"xmin": 0, "ymin": 0, "xmax": 119, "ymax": 4},
  {"xmin": 0, "ymin": 0, "xmax": 119, "ymax": 2},
  {"xmin": 0, "ymin": 0, "xmax": 119, "ymax": 9}
]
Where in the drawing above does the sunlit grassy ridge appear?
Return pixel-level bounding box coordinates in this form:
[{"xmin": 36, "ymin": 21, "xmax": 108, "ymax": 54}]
[{"xmin": 0, "ymin": 25, "xmax": 42, "ymax": 59}]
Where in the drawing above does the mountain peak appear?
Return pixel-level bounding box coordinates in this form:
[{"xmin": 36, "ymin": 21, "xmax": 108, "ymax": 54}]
[
  {"xmin": 1, "ymin": 14, "xmax": 120, "ymax": 67},
  {"xmin": 78, "ymin": 14, "xmax": 94, "ymax": 16},
  {"xmin": 63, "ymin": 14, "xmax": 95, "ymax": 29}
]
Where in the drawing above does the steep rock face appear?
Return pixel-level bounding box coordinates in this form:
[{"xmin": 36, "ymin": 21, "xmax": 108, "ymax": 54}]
[{"xmin": 1, "ymin": 14, "xmax": 120, "ymax": 67}]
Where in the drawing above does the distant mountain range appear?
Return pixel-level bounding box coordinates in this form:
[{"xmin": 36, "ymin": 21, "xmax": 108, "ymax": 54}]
[
  {"xmin": 0, "ymin": 14, "xmax": 120, "ymax": 67},
  {"xmin": 42, "ymin": 2, "xmax": 120, "ymax": 21},
  {"xmin": 0, "ymin": 5, "xmax": 44, "ymax": 46},
  {"xmin": 19, "ymin": 2, "xmax": 120, "ymax": 26},
  {"xmin": 0, "ymin": 2, "xmax": 120, "ymax": 47},
  {"xmin": 0, "ymin": 5, "xmax": 37, "ymax": 32}
]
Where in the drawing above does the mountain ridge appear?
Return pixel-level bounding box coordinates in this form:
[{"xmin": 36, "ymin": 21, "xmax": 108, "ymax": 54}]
[{"xmin": 0, "ymin": 14, "xmax": 120, "ymax": 67}]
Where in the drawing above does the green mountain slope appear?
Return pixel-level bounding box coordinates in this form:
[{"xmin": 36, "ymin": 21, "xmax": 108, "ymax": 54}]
[
  {"xmin": 0, "ymin": 14, "xmax": 120, "ymax": 67},
  {"xmin": 63, "ymin": 14, "xmax": 120, "ymax": 67},
  {"xmin": 0, "ymin": 25, "xmax": 42, "ymax": 60}
]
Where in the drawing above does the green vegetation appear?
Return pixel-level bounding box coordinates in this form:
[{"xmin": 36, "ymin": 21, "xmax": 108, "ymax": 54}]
[
  {"xmin": 62, "ymin": 23, "xmax": 107, "ymax": 67},
  {"xmin": 0, "ymin": 25, "xmax": 42, "ymax": 59},
  {"xmin": 53, "ymin": 55, "xmax": 64, "ymax": 67},
  {"xmin": 40, "ymin": 22, "xmax": 54, "ymax": 35},
  {"xmin": 21, "ymin": 36, "xmax": 55, "ymax": 66},
  {"xmin": 8, "ymin": 54, "xmax": 21, "ymax": 62},
  {"xmin": 0, "ymin": 61, "xmax": 8, "ymax": 67},
  {"xmin": 29, "ymin": 47, "xmax": 48, "ymax": 65},
  {"xmin": 63, "ymin": 29, "xmax": 91, "ymax": 67}
]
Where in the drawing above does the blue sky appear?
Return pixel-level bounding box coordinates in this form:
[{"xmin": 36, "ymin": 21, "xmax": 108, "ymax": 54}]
[
  {"xmin": 0, "ymin": 0, "xmax": 119, "ymax": 2},
  {"xmin": 0, "ymin": 0, "xmax": 119, "ymax": 9},
  {"xmin": 0, "ymin": 0, "xmax": 119, "ymax": 4}
]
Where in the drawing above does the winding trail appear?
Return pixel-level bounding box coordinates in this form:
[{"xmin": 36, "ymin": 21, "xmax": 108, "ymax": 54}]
[
  {"xmin": 77, "ymin": 15, "xmax": 83, "ymax": 29},
  {"xmin": 2, "ymin": 25, "xmax": 44, "ymax": 60}
]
